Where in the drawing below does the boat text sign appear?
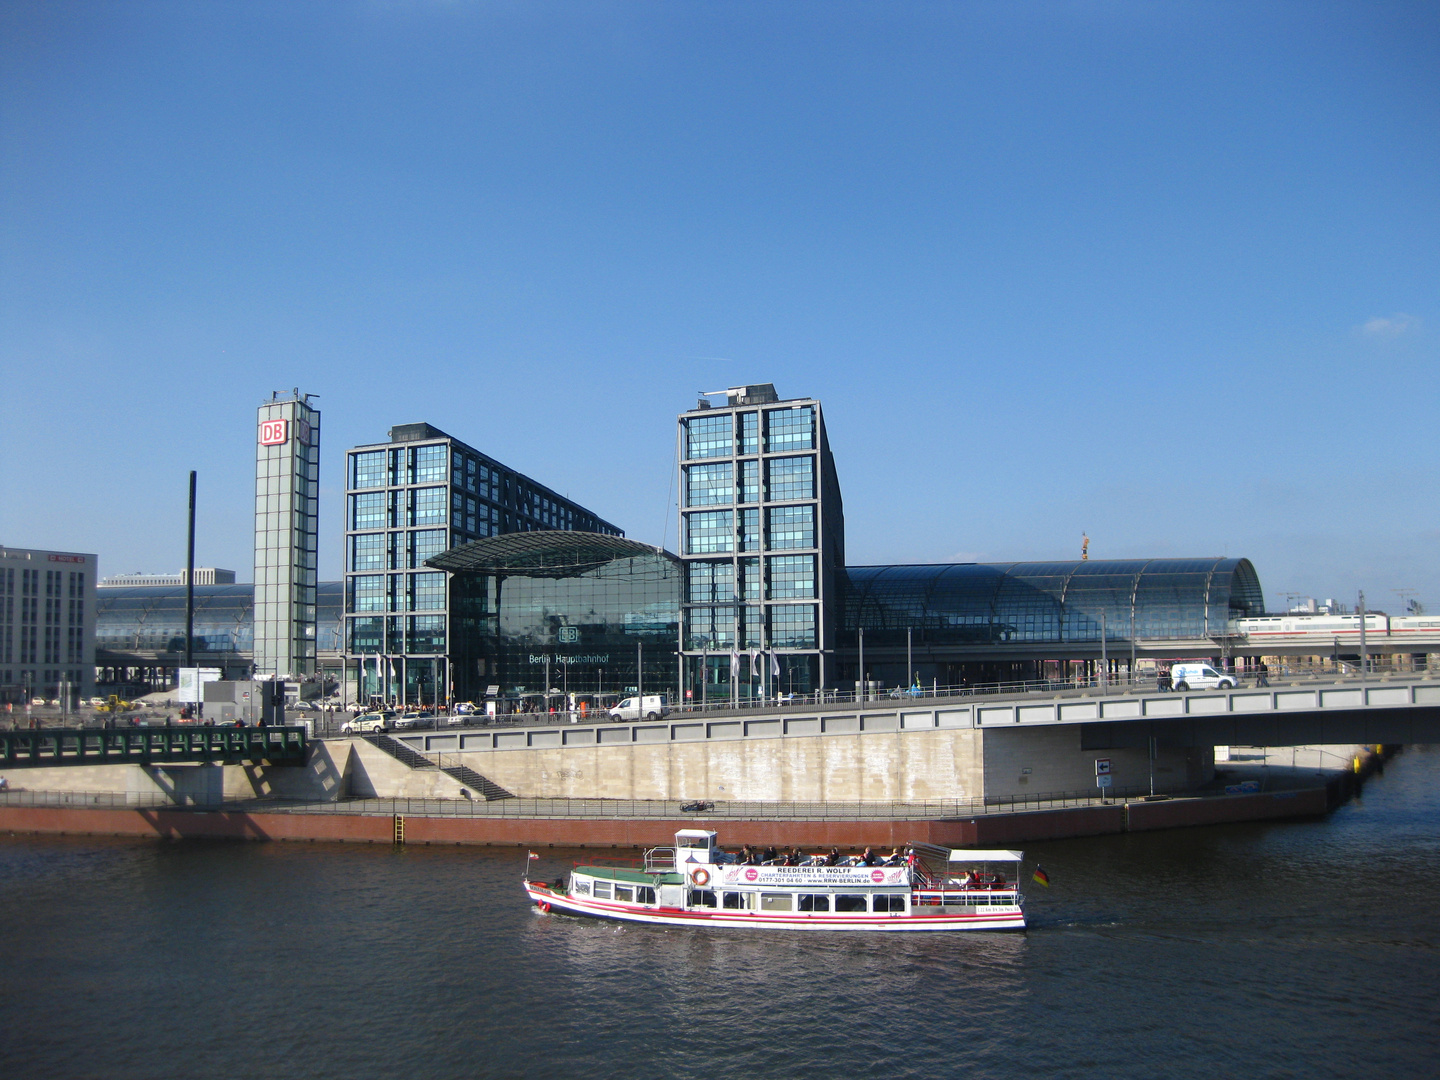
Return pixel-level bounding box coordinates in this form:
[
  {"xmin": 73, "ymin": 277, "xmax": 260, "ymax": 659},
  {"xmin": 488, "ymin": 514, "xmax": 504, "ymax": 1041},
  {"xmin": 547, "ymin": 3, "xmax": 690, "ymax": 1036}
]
[{"xmin": 714, "ymin": 865, "xmax": 909, "ymax": 888}]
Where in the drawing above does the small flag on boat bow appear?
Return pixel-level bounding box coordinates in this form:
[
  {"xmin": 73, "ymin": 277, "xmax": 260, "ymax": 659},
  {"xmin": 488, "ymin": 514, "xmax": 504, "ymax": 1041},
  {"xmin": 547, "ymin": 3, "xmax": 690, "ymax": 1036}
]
[
  {"xmin": 1032, "ymin": 866, "xmax": 1050, "ymax": 887},
  {"xmin": 528, "ymin": 852, "xmax": 540, "ymax": 861}
]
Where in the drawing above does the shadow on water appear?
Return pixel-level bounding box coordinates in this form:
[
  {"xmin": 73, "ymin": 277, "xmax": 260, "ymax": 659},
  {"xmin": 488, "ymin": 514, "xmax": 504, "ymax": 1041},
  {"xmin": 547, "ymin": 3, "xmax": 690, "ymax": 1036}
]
[{"xmin": 0, "ymin": 747, "xmax": 1437, "ymax": 1079}]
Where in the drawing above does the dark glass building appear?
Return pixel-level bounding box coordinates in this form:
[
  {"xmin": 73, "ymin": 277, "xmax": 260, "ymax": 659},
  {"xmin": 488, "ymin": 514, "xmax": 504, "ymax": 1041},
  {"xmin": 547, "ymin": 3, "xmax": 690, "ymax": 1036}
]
[
  {"xmin": 428, "ymin": 532, "xmax": 680, "ymax": 706},
  {"xmin": 839, "ymin": 558, "xmax": 1265, "ymax": 685},
  {"xmin": 91, "ymin": 557, "xmax": 1266, "ymax": 696},
  {"xmin": 344, "ymin": 423, "xmax": 622, "ymax": 706},
  {"xmin": 676, "ymin": 385, "xmax": 845, "ymax": 702}
]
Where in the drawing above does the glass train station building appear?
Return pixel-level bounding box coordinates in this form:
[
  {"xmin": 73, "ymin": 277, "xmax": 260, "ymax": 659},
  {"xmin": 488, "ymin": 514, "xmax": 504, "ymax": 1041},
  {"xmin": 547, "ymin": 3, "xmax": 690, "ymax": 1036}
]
[
  {"xmin": 343, "ymin": 423, "xmax": 622, "ymax": 705},
  {"xmin": 91, "ymin": 385, "xmax": 1268, "ymax": 701}
]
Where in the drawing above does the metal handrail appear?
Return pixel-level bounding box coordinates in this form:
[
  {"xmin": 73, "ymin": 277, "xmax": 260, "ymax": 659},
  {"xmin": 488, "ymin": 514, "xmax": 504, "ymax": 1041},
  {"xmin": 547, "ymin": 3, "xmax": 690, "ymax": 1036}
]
[{"xmin": 0, "ymin": 783, "xmax": 1192, "ymax": 820}]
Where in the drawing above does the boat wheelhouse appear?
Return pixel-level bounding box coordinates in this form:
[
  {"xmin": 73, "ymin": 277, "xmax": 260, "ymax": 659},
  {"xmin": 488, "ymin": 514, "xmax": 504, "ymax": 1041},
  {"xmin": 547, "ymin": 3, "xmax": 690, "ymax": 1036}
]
[{"xmin": 523, "ymin": 829, "xmax": 1026, "ymax": 932}]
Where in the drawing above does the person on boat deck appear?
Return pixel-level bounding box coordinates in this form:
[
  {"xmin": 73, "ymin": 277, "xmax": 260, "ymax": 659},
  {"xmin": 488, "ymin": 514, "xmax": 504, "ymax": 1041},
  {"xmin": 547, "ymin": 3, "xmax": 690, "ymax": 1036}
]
[
  {"xmin": 885, "ymin": 847, "xmax": 904, "ymax": 866},
  {"xmin": 824, "ymin": 848, "xmax": 841, "ymax": 866},
  {"xmin": 762, "ymin": 845, "xmax": 779, "ymax": 864},
  {"xmin": 859, "ymin": 847, "xmax": 878, "ymax": 866}
]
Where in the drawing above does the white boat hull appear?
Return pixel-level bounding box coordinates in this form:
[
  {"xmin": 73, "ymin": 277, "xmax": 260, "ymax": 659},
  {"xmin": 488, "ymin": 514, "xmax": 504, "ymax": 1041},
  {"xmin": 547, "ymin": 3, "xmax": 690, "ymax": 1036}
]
[{"xmin": 525, "ymin": 883, "xmax": 1025, "ymax": 932}]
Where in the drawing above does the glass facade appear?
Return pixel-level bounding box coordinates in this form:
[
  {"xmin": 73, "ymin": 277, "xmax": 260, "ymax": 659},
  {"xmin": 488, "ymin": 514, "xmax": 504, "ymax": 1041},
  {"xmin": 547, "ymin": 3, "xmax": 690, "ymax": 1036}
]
[
  {"xmin": 678, "ymin": 390, "xmax": 845, "ymax": 698},
  {"xmin": 432, "ymin": 535, "xmax": 680, "ymax": 703},
  {"xmin": 344, "ymin": 423, "xmax": 622, "ymax": 705},
  {"xmin": 95, "ymin": 581, "xmax": 344, "ymax": 671},
  {"xmin": 839, "ymin": 558, "xmax": 1265, "ymax": 683}
]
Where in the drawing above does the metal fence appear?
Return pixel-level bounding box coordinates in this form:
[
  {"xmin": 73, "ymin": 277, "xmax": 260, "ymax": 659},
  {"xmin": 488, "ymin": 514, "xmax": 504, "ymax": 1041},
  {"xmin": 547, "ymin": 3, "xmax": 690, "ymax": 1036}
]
[
  {"xmin": 0, "ymin": 785, "xmax": 1161, "ymax": 820},
  {"xmin": 295, "ymin": 664, "xmax": 1440, "ymax": 737}
]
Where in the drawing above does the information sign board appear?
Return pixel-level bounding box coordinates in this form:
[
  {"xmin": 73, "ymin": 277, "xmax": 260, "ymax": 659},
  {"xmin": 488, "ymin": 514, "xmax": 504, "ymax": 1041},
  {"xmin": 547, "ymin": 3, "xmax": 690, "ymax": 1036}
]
[{"xmin": 178, "ymin": 667, "xmax": 222, "ymax": 703}]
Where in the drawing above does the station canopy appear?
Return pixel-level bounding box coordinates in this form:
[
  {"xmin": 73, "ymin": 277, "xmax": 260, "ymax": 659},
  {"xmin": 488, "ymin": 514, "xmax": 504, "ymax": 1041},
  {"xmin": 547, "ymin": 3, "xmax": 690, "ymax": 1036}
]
[
  {"xmin": 842, "ymin": 557, "xmax": 1265, "ymax": 644},
  {"xmin": 427, "ymin": 530, "xmax": 677, "ymax": 579}
]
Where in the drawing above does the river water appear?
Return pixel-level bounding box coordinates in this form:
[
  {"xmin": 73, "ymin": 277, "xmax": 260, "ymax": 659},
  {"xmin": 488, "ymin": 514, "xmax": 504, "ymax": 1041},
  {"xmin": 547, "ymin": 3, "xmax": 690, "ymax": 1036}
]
[{"xmin": 1, "ymin": 748, "xmax": 1437, "ymax": 1080}]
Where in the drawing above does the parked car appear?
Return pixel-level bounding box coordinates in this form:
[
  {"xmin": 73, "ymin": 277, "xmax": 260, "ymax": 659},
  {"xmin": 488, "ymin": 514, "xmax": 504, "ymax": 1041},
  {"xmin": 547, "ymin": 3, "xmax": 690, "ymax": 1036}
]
[
  {"xmin": 341, "ymin": 713, "xmax": 389, "ymax": 734},
  {"xmin": 1170, "ymin": 663, "xmax": 1237, "ymax": 692},
  {"xmin": 608, "ymin": 694, "xmax": 671, "ymax": 722}
]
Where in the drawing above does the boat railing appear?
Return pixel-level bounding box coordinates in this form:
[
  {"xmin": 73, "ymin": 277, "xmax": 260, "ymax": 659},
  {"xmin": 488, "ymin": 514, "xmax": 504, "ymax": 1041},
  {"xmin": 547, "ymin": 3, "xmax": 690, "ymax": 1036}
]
[
  {"xmin": 914, "ymin": 880, "xmax": 1018, "ymax": 905},
  {"xmin": 573, "ymin": 855, "xmax": 646, "ymax": 870},
  {"xmin": 644, "ymin": 846, "xmax": 676, "ymax": 872}
]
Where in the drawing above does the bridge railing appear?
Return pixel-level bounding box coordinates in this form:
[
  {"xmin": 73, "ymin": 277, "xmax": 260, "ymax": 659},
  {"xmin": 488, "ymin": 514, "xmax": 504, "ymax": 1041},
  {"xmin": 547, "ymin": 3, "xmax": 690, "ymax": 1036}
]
[{"xmin": 0, "ymin": 726, "xmax": 307, "ymax": 768}]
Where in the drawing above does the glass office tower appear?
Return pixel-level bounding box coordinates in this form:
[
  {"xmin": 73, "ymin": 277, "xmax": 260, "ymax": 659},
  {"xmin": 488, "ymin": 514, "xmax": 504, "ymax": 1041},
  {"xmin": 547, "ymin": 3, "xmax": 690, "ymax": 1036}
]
[
  {"xmin": 253, "ymin": 391, "xmax": 320, "ymax": 680},
  {"xmin": 677, "ymin": 385, "xmax": 844, "ymax": 700},
  {"xmin": 344, "ymin": 423, "xmax": 621, "ymax": 707}
]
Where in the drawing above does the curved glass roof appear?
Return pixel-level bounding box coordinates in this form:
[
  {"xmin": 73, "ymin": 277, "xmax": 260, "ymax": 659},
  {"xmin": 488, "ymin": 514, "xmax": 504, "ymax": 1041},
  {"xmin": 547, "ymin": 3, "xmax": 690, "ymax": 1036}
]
[
  {"xmin": 842, "ymin": 558, "xmax": 1263, "ymax": 645},
  {"xmin": 428, "ymin": 530, "xmax": 678, "ymax": 578}
]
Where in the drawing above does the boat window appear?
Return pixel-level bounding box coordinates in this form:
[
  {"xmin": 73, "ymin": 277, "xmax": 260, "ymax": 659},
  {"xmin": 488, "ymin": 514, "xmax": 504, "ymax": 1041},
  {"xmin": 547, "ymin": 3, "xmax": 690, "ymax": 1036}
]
[
  {"xmin": 614, "ymin": 885, "xmax": 634, "ymax": 902},
  {"xmin": 874, "ymin": 894, "xmax": 906, "ymax": 912},
  {"xmin": 721, "ymin": 891, "xmax": 745, "ymax": 909},
  {"xmin": 688, "ymin": 889, "xmax": 717, "ymax": 908},
  {"xmin": 593, "ymin": 881, "xmax": 613, "ymax": 899},
  {"xmin": 759, "ymin": 893, "xmax": 793, "ymax": 912},
  {"xmin": 636, "ymin": 886, "xmax": 656, "ymax": 905},
  {"xmin": 834, "ymin": 895, "xmax": 867, "ymax": 912},
  {"xmin": 574, "ymin": 881, "xmax": 591, "ymax": 895},
  {"xmin": 797, "ymin": 894, "xmax": 830, "ymax": 912}
]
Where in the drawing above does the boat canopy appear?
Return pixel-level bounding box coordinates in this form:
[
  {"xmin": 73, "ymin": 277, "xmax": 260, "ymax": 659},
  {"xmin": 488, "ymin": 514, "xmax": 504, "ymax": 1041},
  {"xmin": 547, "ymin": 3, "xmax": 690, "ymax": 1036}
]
[{"xmin": 947, "ymin": 849, "xmax": 1024, "ymax": 862}]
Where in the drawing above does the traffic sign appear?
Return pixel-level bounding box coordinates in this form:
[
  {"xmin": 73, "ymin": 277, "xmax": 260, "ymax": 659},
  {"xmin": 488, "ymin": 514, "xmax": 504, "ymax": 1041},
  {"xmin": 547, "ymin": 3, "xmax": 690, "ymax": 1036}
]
[
  {"xmin": 1095, "ymin": 758, "xmax": 1112, "ymax": 775},
  {"xmin": 1096, "ymin": 774, "xmax": 1113, "ymax": 789}
]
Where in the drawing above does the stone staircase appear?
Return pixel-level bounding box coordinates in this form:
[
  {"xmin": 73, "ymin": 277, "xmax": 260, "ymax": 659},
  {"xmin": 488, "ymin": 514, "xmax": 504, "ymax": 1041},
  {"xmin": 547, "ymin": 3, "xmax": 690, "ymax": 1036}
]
[
  {"xmin": 362, "ymin": 734, "xmax": 514, "ymax": 800},
  {"xmin": 438, "ymin": 760, "xmax": 514, "ymax": 801}
]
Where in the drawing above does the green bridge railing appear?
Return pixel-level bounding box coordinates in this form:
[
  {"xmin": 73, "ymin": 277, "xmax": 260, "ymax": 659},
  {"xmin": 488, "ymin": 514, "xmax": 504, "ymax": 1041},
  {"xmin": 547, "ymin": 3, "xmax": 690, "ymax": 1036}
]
[{"xmin": 0, "ymin": 726, "xmax": 307, "ymax": 769}]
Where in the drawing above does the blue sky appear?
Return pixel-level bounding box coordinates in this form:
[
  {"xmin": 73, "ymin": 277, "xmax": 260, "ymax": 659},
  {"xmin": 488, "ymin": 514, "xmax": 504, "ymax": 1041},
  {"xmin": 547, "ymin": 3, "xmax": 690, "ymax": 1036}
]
[{"xmin": 3, "ymin": 1, "xmax": 1437, "ymax": 611}]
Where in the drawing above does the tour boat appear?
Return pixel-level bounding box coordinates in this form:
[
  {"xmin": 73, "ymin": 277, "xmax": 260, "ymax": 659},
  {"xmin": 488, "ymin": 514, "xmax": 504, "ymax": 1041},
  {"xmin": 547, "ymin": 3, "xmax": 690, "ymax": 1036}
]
[{"xmin": 523, "ymin": 829, "xmax": 1026, "ymax": 932}]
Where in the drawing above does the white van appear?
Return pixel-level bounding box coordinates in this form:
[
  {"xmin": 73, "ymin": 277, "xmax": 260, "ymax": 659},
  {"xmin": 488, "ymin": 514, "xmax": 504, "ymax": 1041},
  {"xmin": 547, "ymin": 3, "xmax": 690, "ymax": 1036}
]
[
  {"xmin": 1170, "ymin": 663, "xmax": 1237, "ymax": 692},
  {"xmin": 608, "ymin": 694, "xmax": 671, "ymax": 722}
]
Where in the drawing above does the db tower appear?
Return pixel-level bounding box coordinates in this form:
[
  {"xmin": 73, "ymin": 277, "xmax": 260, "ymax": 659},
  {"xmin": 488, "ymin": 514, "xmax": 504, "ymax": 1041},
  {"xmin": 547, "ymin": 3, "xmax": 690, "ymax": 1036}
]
[{"xmin": 253, "ymin": 390, "xmax": 320, "ymax": 680}]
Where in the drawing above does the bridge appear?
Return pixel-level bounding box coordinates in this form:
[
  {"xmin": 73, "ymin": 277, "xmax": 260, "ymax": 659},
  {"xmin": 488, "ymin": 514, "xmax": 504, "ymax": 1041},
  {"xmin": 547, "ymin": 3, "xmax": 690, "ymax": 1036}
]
[
  {"xmin": 392, "ymin": 672, "xmax": 1440, "ymax": 753},
  {"xmin": 371, "ymin": 671, "xmax": 1440, "ymax": 805},
  {"xmin": 0, "ymin": 726, "xmax": 308, "ymax": 769}
]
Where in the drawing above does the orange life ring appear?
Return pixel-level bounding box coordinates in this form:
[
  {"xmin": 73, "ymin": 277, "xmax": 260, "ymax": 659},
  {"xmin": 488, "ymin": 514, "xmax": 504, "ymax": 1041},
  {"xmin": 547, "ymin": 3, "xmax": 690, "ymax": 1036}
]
[
  {"xmin": 537, "ymin": 899, "xmax": 551, "ymax": 913},
  {"xmin": 690, "ymin": 868, "xmax": 710, "ymax": 886}
]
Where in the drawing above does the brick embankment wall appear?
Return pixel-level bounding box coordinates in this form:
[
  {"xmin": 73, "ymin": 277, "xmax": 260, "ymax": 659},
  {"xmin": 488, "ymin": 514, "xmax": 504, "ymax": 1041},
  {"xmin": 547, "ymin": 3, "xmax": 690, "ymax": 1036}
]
[{"xmin": 0, "ymin": 788, "xmax": 1331, "ymax": 848}]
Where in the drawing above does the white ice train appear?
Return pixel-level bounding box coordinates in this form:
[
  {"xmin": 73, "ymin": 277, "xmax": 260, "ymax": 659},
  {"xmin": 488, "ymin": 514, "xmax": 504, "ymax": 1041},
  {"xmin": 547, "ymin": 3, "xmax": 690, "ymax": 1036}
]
[{"xmin": 1233, "ymin": 613, "xmax": 1440, "ymax": 645}]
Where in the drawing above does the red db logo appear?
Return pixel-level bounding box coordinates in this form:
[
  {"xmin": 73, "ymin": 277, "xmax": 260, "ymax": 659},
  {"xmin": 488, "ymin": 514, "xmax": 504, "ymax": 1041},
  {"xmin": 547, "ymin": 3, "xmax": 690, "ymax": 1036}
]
[
  {"xmin": 871, "ymin": 870, "xmax": 885, "ymax": 883},
  {"xmin": 259, "ymin": 419, "xmax": 288, "ymax": 446},
  {"xmin": 745, "ymin": 868, "xmax": 759, "ymax": 882}
]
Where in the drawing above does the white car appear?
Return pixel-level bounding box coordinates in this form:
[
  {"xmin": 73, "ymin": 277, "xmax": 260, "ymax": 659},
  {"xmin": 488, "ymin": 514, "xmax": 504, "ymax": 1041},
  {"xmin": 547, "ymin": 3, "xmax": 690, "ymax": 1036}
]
[
  {"xmin": 341, "ymin": 713, "xmax": 389, "ymax": 734},
  {"xmin": 1170, "ymin": 663, "xmax": 1237, "ymax": 692}
]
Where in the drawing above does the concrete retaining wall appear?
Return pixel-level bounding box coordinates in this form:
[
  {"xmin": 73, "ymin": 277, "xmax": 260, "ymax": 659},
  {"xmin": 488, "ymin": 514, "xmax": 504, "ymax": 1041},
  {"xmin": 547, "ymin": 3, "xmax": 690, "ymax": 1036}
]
[
  {"xmin": 430, "ymin": 724, "xmax": 1215, "ymax": 804},
  {"xmin": 0, "ymin": 742, "xmax": 353, "ymax": 803},
  {"xmin": 454, "ymin": 727, "xmax": 985, "ymax": 802}
]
